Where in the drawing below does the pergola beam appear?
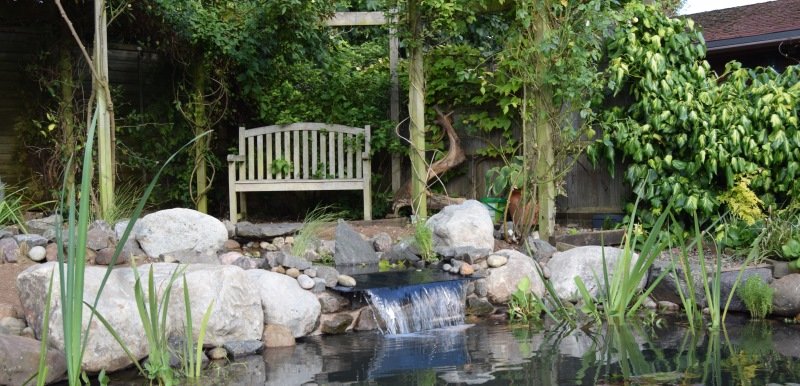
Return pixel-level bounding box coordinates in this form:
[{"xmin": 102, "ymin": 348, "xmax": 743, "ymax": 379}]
[{"xmin": 325, "ymin": 12, "xmax": 387, "ymax": 26}]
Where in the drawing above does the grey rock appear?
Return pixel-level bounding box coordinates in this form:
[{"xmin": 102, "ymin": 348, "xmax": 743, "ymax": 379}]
[
  {"xmin": 0, "ymin": 237, "xmax": 18, "ymax": 263},
  {"xmin": 114, "ymin": 219, "xmax": 143, "ymax": 241},
  {"xmin": 317, "ymin": 240, "xmax": 335, "ymax": 257},
  {"xmin": 297, "ymin": 274, "xmax": 315, "ymax": 290},
  {"xmin": 86, "ymin": 220, "xmax": 115, "ymax": 250},
  {"xmin": 231, "ymin": 256, "xmax": 255, "ymax": 270},
  {"xmin": 20, "ymin": 326, "xmax": 34, "ymax": 339},
  {"xmin": 259, "ymin": 241, "xmax": 274, "ymax": 251},
  {"xmin": 0, "ymin": 303, "xmax": 17, "ymax": 319},
  {"xmin": 222, "ymin": 220, "xmax": 236, "ymax": 239},
  {"xmin": 135, "ymin": 208, "xmax": 228, "ymax": 258},
  {"xmin": 525, "ymin": 237, "xmax": 557, "ymax": 261},
  {"xmin": 219, "ymin": 251, "xmax": 245, "ymax": 265},
  {"xmin": 262, "ymin": 324, "xmax": 295, "ymax": 348},
  {"xmin": 382, "ymin": 239, "xmax": 421, "ymax": 263},
  {"xmin": 13, "ymin": 234, "xmax": 48, "ymax": 248},
  {"xmin": 442, "ymin": 263, "xmax": 453, "ymax": 272},
  {"xmin": 27, "ymin": 245, "xmax": 46, "ymax": 262},
  {"xmin": 547, "ymin": 246, "xmax": 645, "ymax": 303},
  {"xmin": 722, "ymin": 267, "xmax": 772, "ymax": 312},
  {"xmin": 317, "ymin": 291, "xmax": 349, "ymax": 313},
  {"xmin": 303, "ymin": 249, "xmax": 321, "ymax": 262},
  {"xmin": 235, "ymin": 222, "xmax": 301, "ymax": 238},
  {"xmin": 771, "ymin": 274, "xmax": 800, "ymax": 316},
  {"xmin": 272, "ymin": 237, "xmax": 286, "ymax": 250},
  {"xmin": 276, "ymin": 252, "xmax": 312, "ymax": 270},
  {"xmin": 25, "ymin": 215, "xmax": 61, "ymax": 237},
  {"xmin": 168, "ymin": 249, "xmax": 221, "ymax": 265},
  {"xmin": 474, "ymin": 279, "xmax": 488, "ymax": 297},
  {"xmin": 313, "ymin": 265, "xmax": 340, "ymax": 288},
  {"xmin": 434, "ymin": 246, "xmax": 491, "ymax": 263},
  {"xmin": 222, "ymin": 340, "xmax": 263, "ymax": 359},
  {"xmin": 304, "ymin": 268, "xmax": 317, "ymax": 278},
  {"xmin": 312, "ymin": 278, "xmax": 327, "ymax": 293},
  {"xmin": 487, "ymin": 254, "xmax": 508, "ymax": 268},
  {"xmin": 0, "ymin": 334, "xmax": 66, "ymax": 386},
  {"xmin": 648, "ymin": 260, "xmax": 706, "ymax": 306},
  {"xmin": 355, "ymin": 307, "xmax": 382, "ymax": 331},
  {"xmin": 657, "ymin": 300, "xmax": 680, "ymax": 312},
  {"xmin": 485, "ymin": 249, "xmax": 545, "ymax": 304},
  {"xmin": 94, "ymin": 246, "xmax": 130, "ymax": 266},
  {"xmin": 371, "ymin": 232, "xmax": 393, "ymax": 252},
  {"xmin": 208, "ymin": 347, "xmax": 228, "ymax": 360},
  {"xmin": 246, "ymin": 270, "xmax": 321, "ymax": 337},
  {"xmin": 427, "ymin": 200, "xmax": 494, "ymax": 258},
  {"xmin": 338, "ymin": 274, "xmax": 357, "ymax": 287},
  {"xmin": 223, "ymin": 239, "xmax": 241, "ymax": 251},
  {"xmin": 321, "ymin": 313, "xmax": 354, "ymax": 335},
  {"xmin": 334, "ymin": 220, "xmax": 377, "ymax": 266}
]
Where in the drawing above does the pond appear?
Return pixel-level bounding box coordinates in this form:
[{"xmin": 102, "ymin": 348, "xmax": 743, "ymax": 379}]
[{"xmin": 167, "ymin": 314, "xmax": 800, "ymax": 385}]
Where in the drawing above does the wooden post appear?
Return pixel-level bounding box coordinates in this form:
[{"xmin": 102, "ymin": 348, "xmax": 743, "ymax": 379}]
[
  {"xmin": 389, "ymin": 11, "xmax": 401, "ymax": 194},
  {"xmin": 408, "ymin": 0, "xmax": 427, "ymax": 219},
  {"xmin": 94, "ymin": 0, "xmax": 114, "ymax": 219}
]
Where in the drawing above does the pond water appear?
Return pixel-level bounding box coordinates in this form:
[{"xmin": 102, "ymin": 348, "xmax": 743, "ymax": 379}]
[{"xmin": 182, "ymin": 314, "xmax": 800, "ymax": 386}]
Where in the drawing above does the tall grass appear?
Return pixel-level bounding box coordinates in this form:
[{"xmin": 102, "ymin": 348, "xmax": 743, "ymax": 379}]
[
  {"xmin": 51, "ymin": 105, "xmax": 209, "ymax": 384},
  {"xmin": 290, "ymin": 205, "xmax": 343, "ymax": 257}
]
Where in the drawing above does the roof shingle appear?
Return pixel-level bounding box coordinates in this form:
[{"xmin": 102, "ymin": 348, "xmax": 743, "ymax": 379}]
[{"xmin": 688, "ymin": 0, "xmax": 800, "ymax": 42}]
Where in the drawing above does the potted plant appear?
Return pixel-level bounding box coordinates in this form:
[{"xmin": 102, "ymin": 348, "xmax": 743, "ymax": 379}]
[{"xmin": 484, "ymin": 156, "xmax": 537, "ymax": 234}]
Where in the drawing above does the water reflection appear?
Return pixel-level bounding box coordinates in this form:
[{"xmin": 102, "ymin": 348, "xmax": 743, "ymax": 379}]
[{"xmin": 212, "ymin": 315, "xmax": 800, "ymax": 385}]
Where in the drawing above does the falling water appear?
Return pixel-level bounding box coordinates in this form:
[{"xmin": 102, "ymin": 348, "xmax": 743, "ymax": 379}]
[{"xmin": 365, "ymin": 280, "xmax": 468, "ymax": 335}]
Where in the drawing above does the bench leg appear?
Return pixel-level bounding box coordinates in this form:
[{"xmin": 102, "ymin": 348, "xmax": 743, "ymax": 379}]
[
  {"xmin": 229, "ymin": 189, "xmax": 237, "ymax": 224},
  {"xmin": 239, "ymin": 192, "xmax": 248, "ymax": 220},
  {"xmin": 363, "ymin": 187, "xmax": 372, "ymax": 221}
]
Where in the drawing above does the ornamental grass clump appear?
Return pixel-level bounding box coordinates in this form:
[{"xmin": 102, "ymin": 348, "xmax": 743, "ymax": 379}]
[{"xmin": 738, "ymin": 275, "xmax": 773, "ymax": 320}]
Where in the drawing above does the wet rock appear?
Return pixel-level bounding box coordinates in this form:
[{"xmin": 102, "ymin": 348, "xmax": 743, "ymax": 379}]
[
  {"xmin": 298, "ymin": 274, "xmax": 315, "ymax": 290},
  {"xmin": 208, "ymin": 347, "xmax": 228, "ymax": 360},
  {"xmin": 222, "ymin": 340, "xmax": 263, "ymax": 359},
  {"xmin": 334, "ymin": 221, "xmax": 377, "ymax": 266},
  {"xmin": 0, "ymin": 334, "xmax": 66, "ymax": 386},
  {"xmin": 355, "ymin": 307, "xmax": 383, "ymax": 331},
  {"xmin": 474, "ymin": 279, "xmax": 489, "ymax": 297},
  {"xmin": 262, "ymin": 324, "xmax": 295, "ymax": 348},
  {"xmin": 321, "ymin": 313, "xmax": 354, "ymax": 335},
  {"xmin": 317, "ymin": 291, "xmax": 349, "ymax": 314},
  {"xmin": 338, "ymin": 274, "xmax": 356, "ymax": 287},
  {"xmin": 27, "ymin": 245, "xmax": 46, "ymax": 262},
  {"xmin": 466, "ymin": 295, "xmax": 494, "ymax": 316},
  {"xmin": 771, "ymin": 274, "xmax": 800, "ymax": 316}
]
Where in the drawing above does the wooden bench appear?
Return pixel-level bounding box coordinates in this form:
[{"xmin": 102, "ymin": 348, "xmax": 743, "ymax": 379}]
[{"xmin": 227, "ymin": 123, "xmax": 372, "ymax": 223}]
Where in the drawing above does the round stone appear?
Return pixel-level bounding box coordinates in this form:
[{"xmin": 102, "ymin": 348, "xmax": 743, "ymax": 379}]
[
  {"xmin": 442, "ymin": 264, "xmax": 453, "ymax": 272},
  {"xmin": 304, "ymin": 268, "xmax": 317, "ymax": 278},
  {"xmin": 460, "ymin": 263, "xmax": 474, "ymax": 276},
  {"xmin": 271, "ymin": 266, "xmax": 286, "ymax": 274},
  {"xmin": 223, "ymin": 239, "xmax": 240, "ymax": 250},
  {"xmin": 259, "ymin": 241, "xmax": 270, "ymax": 250},
  {"xmin": 285, "ymin": 268, "xmax": 301, "ymax": 278},
  {"xmin": 297, "ymin": 274, "xmax": 315, "ymax": 290},
  {"xmin": 28, "ymin": 246, "xmax": 47, "ymax": 262},
  {"xmin": 208, "ymin": 347, "xmax": 228, "ymax": 360},
  {"xmin": 487, "ymin": 254, "xmax": 508, "ymax": 268},
  {"xmin": 338, "ymin": 274, "xmax": 356, "ymax": 287}
]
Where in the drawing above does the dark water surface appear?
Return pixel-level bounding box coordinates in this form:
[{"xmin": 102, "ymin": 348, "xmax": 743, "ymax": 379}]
[
  {"xmin": 93, "ymin": 315, "xmax": 800, "ymax": 385},
  {"xmin": 198, "ymin": 315, "xmax": 800, "ymax": 385}
]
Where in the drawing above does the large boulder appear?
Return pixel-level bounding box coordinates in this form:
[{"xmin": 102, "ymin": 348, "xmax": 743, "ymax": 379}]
[
  {"xmin": 135, "ymin": 208, "xmax": 227, "ymax": 258},
  {"xmin": 427, "ymin": 200, "xmax": 494, "ymax": 259},
  {"xmin": 16, "ymin": 262, "xmax": 262, "ymax": 372},
  {"xmin": 0, "ymin": 334, "xmax": 66, "ymax": 386},
  {"xmin": 333, "ymin": 220, "xmax": 377, "ymax": 266},
  {"xmin": 484, "ymin": 249, "xmax": 545, "ymax": 304},
  {"xmin": 247, "ymin": 270, "xmax": 320, "ymax": 337},
  {"xmin": 547, "ymin": 246, "xmax": 645, "ymax": 303}
]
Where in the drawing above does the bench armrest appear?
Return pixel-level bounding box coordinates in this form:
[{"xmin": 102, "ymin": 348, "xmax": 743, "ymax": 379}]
[{"xmin": 227, "ymin": 154, "xmax": 246, "ymax": 163}]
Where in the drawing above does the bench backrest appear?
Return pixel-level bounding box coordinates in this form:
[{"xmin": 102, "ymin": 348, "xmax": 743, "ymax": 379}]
[{"xmin": 235, "ymin": 123, "xmax": 370, "ymax": 182}]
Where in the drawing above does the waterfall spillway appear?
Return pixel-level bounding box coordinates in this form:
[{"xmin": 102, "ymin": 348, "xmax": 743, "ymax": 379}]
[{"xmin": 365, "ymin": 280, "xmax": 467, "ymax": 335}]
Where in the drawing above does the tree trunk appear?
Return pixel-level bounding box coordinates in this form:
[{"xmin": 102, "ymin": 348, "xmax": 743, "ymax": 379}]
[
  {"xmin": 94, "ymin": 0, "xmax": 114, "ymax": 219},
  {"xmin": 408, "ymin": 0, "xmax": 427, "ymax": 219}
]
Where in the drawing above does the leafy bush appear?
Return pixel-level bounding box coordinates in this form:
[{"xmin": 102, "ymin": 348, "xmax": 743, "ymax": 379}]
[
  {"xmin": 758, "ymin": 206, "xmax": 800, "ymax": 261},
  {"xmin": 590, "ymin": 3, "xmax": 800, "ymax": 228},
  {"xmin": 738, "ymin": 275, "xmax": 773, "ymax": 320},
  {"xmin": 507, "ymin": 277, "xmax": 543, "ymax": 323}
]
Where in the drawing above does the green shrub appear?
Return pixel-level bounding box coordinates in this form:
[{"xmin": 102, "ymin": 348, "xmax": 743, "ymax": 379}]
[
  {"xmin": 738, "ymin": 275, "xmax": 773, "ymax": 320},
  {"xmin": 507, "ymin": 277, "xmax": 543, "ymax": 323},
  {"xmin": 758, "ymin": 206, "xmax": 800, "ymax": 261},
  {"xmin": 414, "ymin": 219, "xmax": 436, "ymax": 263}
]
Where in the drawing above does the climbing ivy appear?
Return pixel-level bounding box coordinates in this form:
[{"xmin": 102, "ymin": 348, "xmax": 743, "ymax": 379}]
[{"xmin": 590, "ymin": 3, "xmax": 800, "ymax": 225}]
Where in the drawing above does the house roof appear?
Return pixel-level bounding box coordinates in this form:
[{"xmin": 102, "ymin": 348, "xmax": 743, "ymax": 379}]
[{"xmin": 688, "ymin": 0, "xmax": 800, "ymax": 49}]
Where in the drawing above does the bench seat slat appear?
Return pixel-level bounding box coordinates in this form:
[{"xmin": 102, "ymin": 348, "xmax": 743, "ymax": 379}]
[{"xmin": 232, "ymin": 179, "xmax": 365, "ymax": 192}]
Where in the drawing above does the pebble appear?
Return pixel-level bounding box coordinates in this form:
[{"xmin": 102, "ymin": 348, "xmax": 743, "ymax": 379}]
[
  {"xmin": 460, "ymin": 263, "xmax": 474, "ymax": 276},
  {"xmin": 442, "ymin": 263, "xmax": 453, "ymax": 272},
  {"xmin": 284, "ymin": 236, "xmax": 294, "ymax": 245},
  {"xmin": 223, "ymin": 239, "xmax": 240, "ymax": 250},
  {"xmin": 207, "ymin": 347, "xmax": 228, "ymax": 360},
  {"xmin": 286, "ymin": 268, "xmax": 301, "ymax": 278},
  {"xmin": 304, "ymin": 268, "xmax": 317, "ymax": 278},
  {"xmin": 338, "ymin": 274, "xmax": 357, "ymax": 287},
  {"xmin": 259, "ymin": 241, "xmax": 270, "ymax": 250},
  {"xmin": 487, "ymin": 254, "xmax": 508, "ymax": 268},
  {"xmin": 28, "ymin": 246, "xmax": 47, "ymax": 262},
  {"xmin": 272, "ymin": 237, "xmax": 286, "ymax": 249},
  {"xmin": 0, "ymin": 316, "xmax": 26, "ymax": 335},
  {"xmin": 271, "ymin": 266, "xmax": 286, "ymax": 274},
  {"xmin": 297, "ymin": 274, "xmax": 315, "ymax": 290}
]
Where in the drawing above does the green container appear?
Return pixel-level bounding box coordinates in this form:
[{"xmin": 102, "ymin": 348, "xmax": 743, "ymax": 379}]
[{"xmin": 479, "ymin": 197, "xmax": 507, "ymax": 224}]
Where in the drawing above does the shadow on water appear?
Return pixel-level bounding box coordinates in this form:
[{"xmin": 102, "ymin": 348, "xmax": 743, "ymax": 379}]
[{"xmin": 92, "ymin": 315, "xmax": 800, "ymax": 385}]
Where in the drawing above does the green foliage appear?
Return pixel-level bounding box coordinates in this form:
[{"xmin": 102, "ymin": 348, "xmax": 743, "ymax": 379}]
[
  {"xmin": 738, "ymin": 275, "xmax": 773, "ymax": 320},
  {"xmin": 507, "ymin": 276, "xmax": 543, "ymax": 323},
  {"xmin": 290, "ymin": 205, "xmax": 344, "ymax": 257},
  {"xmin": 718, "ymin": 175, "xmax": 764, "ymax": 226},
  {"xmin": 758, "ymin": 205, "xmax": 800, "ymax": 261},
  {"xmin": 590, "ymin": 3, "xmax": 800, "ymax": 227},
  {"xmin": 485, "ymin": 155, "xmax": 524, "ymax": 197},
  {"xmin": 414, "ymin": 219, "xmax": 436, "ymax": 263},
  {"xmin": 0, "ymin": 187, "xmax": 31, "ymax": 233},
  {"xmin": 270, "ymin": 159, "xmax": 293, "ymax": 176},
  {"xmin": 132, "ymin": 264, "xmax": 179, "ymax": 385},
  {"xmin": 181, "ymin": 276, "xmax": 214, "ymax": 380}
]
